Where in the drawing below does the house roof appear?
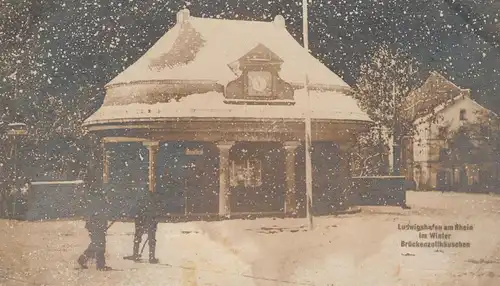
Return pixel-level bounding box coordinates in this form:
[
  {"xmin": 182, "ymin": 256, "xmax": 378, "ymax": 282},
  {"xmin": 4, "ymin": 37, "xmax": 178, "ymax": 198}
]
[
  {"xmin": 413, "ymin": 93, "xmax": 495, "ymax": 126},
  {"xmin": 83, "ymin": 89, "xmax": 372, "ymax": 125},
  {"xmin": 402, "ymin": 71, "xmax": 471, "ymax": 121},
  {"xmin": 106, "ymin": 9, "xmax": 349, "ymax": 89},
  {"xmin": 409, "ymin": 71, "xmax": 497, "ymax": 125},
  {"xmin": 83, "ymin": 9, "xmax": 372, "ymax": 127}
]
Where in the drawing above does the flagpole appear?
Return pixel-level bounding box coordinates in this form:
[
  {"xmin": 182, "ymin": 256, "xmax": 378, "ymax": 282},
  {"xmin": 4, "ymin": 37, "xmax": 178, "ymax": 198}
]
[{"xmin": 303, "ymin": 0, "xmax": 314, "ymax": 230}]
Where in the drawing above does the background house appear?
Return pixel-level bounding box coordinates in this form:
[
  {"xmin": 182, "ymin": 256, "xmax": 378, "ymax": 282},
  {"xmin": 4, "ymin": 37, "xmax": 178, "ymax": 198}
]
[{"xmin": 402, "ymin": 72, "xmax": 500, "ymax": 191}]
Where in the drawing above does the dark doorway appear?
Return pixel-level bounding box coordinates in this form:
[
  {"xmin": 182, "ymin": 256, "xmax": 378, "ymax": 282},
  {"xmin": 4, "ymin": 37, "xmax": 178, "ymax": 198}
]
[
  {"xmin": 459, "ymin": 167, "xmax": 468, "ymax": 186},
  {"xmin": 295, "ymin": 142, "xmax": 340, "ymax": 215},
  {"xmin": 436, "ymin": 169, "xmax": 449, "ymax": 191},
  {"xmin": 156, "ymin": 142, "xmax": 218, "ymax": 215},
  {"xmin": 229, "ymin": 142, "xmax": 285, "ymax": 213},
  {"xmin": 183, "ymin": 153, "xmax": 219, "ymax": 215}
]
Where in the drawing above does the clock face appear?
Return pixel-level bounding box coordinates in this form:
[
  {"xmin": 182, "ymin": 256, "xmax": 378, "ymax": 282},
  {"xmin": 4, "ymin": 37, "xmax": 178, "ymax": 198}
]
[
  {"xmin": 251, "ymin": 76, "xmax": 268, "ymax": 92},
  {"xmin": 247, "ymin": 71, "xmax": 272, "ymax": 96}
]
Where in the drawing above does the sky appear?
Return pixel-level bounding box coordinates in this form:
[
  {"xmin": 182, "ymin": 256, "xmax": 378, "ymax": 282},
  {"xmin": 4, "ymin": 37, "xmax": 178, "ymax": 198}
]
[{"xmin": 1, "ymin": 0, "xmax": 500, "ymax": 114}]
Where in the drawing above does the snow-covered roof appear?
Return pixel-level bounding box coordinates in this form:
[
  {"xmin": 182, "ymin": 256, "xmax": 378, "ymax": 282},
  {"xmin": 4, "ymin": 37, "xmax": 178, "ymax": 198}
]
[
  {"xmin": 413, "ymin": 93, "xmax": 495, "ymax": 126},
  {"xmin": 403, "ymin": 71, "xmax": 470, "ymax": 120},
  {"xmin": 106, "ymin": 10, "xmax": 349, "ymax": 89},
  {"xmin": 83, "ymin": 10, "xmax": 373, "ymax": 128},
  {"xmin": 84, "ymin": 89, "xmax": 372, "ymax": 125}
]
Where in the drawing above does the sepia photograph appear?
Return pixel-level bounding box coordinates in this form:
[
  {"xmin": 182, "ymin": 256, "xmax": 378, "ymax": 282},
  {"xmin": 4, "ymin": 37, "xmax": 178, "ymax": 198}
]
[{"xmin": 1, "ymin": 0, "xmax": 500, "ymax": 285}]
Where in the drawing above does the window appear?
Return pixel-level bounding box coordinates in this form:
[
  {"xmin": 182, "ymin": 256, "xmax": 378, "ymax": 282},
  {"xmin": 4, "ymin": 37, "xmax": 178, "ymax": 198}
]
[
  {"xmin": 459, "ymin": 109, "xmax": 467, "ymax": 121},
  {"xmin": 439, "ymin": 148, "xmax": 449, "ymax": 161},
  {"xmin": 438, "ymin": 126, "xmax": 449, "ymax": 138},
  {"xmin": 107, "ymin": 143, "xmax": 148, "ymax": 185},
  {"xmin": 480, "ymin": 125, "xmax": 490, "ymax": 137},
  {"xmin": 230, "ymin": 158, "xmax": 262, "ymax": 187}
]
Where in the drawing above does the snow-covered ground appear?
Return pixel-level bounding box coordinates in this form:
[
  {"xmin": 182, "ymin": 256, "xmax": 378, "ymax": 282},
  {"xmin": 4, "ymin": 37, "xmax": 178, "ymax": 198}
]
[{"xmin": 1, "ymin": 191, "xmax": 500, "ymax": 286}]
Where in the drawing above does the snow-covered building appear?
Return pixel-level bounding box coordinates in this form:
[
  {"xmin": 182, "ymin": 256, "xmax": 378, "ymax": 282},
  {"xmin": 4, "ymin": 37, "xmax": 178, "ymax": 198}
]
[
  {"xmin": 83, "ymin": 9, "xmax": 372, "ymax": 217},
  {"xmin": 402, "ymin": 72, "xmax": 498, "ymax": 190}
]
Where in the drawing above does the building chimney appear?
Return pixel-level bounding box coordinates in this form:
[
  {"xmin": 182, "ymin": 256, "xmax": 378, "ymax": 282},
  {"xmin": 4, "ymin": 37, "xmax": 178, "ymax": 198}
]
[
  {"xmin": 176, "ymin": 8, "xmax": 190, "ymax": 24},
  {"xmin": 273, "ymin": 15, "xmax": 285, "ymax": 29}
]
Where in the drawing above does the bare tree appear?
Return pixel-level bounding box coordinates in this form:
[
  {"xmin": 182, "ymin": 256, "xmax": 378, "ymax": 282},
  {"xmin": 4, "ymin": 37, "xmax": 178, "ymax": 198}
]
[
  {"xmin": 1, "ymin": 0, "xmax": 98, "ymax": 181},
  {"xmin": 348, "ymin": 44, "xmax": 419, "ymax": 175},
  {"xmin": 27, "ymin": 87, "xmax": 99, "ymax": 180},
  {"xmin": 0, "ymin": 0, "xmax": 43, "ymax": 216},
  {"xmin": 350, "ymin": 126, "xmax": 389, "ymax": 176}
]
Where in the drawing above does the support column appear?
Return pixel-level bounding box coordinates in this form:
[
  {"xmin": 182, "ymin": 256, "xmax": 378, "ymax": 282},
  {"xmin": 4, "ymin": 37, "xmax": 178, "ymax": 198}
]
[
  {"xmin": 339, "ymin": 145, "xmax": 352, "ymax": 177},
  {"xmin": 284, "ymin": 142, "xmax": 300, "ymax": 215},
  {"xmin": 101, "ymin": 142, "xmax": 109, "ymax": 184},
  {"xmin": 144, "ymin": 141, "xmax": 160, "ymax": 193},
  {"xmin": 337, "ymin": 144, "xmax": 354, "ymax": 208},
  {"xmin": 217, "ymin": 141, "xmax": 234, "ymax": 217}
]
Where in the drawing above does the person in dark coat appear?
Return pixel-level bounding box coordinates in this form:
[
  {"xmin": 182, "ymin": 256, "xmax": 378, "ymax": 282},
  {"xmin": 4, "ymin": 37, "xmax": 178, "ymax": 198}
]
[
  {"xmin": 123, "ymin": 190, "xmax": 160, "ymax": 263},
  {"xmin": 77, "ymin": 141, "xmax": 112, "ymax": 270},
  {"xmin": 77, "ymin": 189, "xmax": 111, "ymax": 270}
]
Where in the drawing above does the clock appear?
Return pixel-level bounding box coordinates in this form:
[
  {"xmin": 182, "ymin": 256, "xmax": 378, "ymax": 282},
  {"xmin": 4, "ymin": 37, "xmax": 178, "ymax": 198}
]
[
  {"xmin": 251, "ymin": 76, "xmax": 268, "ymax": 92},
  {"xmin": 247, "ymin": 71, "xmax": 272, "ymax": 96}
]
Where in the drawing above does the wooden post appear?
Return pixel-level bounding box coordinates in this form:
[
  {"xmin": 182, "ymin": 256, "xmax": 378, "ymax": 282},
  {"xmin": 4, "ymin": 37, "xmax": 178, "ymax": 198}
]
[
  {"xmin": 284, "ymin": 142, "xmax": 299, "ymax": 215},
  {"xmin": 338, "ymin": 144, "xmax": 354, "ymax": 208},
  {"xmin": 302, "ymin": 0, "xmax": 314, "ymax": 230},
  {"xmin": 144, "ymin": 141, "xmax": 160, "ymax": 193},
  {"xmin": 217, "ymin": 142, "xmax": 234, "ymax": 218},
  {"xmin": 101, "ymin": 142, "xmax": 109, "ymax": 184}
]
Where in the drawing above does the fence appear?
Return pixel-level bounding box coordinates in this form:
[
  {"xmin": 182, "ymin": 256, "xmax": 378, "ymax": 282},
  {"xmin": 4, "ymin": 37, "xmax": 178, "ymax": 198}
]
[
  {"xmin": 25, "ymin": 180, "xmax": 85, "ymax": 221},
  {"xmin": 351, "ymin": 176, "xmax": 409, "ymax": 207}
]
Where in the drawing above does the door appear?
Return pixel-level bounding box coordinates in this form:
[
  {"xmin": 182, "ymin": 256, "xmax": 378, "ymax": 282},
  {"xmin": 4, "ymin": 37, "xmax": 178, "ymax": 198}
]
[
  {"xmin": 156, "ymin": 142, "xmax": 219, "ymax": 215},
  {"xmin": 185, "ymin": 156, "xmax": 219, "ymax": 215},
  {"xmin": 436, "ymin": 170, "xmax": 448, "ymax": 191}
]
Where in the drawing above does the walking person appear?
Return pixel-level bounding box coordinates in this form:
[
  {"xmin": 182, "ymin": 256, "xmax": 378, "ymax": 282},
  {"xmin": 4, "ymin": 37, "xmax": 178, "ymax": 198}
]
[
  {"xmin": 77, "ymin": 141, "xmax": 112, "ymax": 271},
  {"xmin": 123, "ymin": 190, "xmax": 160, "ymax": 264},
  {"xmin": 77, "ymin": 189, "xmax": 111, "ymax": 270}
]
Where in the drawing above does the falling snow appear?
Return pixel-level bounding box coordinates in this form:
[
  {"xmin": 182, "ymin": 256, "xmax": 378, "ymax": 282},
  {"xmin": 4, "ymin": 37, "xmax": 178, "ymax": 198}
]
[{"xmin": 2, "ymin": 0, "xmax": 500, "ymax": 285}]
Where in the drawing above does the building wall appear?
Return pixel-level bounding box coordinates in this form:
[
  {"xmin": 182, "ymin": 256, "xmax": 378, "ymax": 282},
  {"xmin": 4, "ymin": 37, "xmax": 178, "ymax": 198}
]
[
  {"xmin": 229, "ymin": 142, "xmax": 286, "ymax": 213},
  {"xmin": 295, "ymin": 142, "xmax": 343, "ymax": 214},
  {"xmin": 412, "ymin": 96, "xmax": 490, "ymax": 190},
  {"xmin": 156, "ymin": 142, "xmax": 220, "ymax": 214},
  {"xmin": 103, "ymin": 141, "xmax": 344, "ymax": 215},
  {"xmin": 427, "ymin": 97, "xmax": 485, "ymax": 137}
]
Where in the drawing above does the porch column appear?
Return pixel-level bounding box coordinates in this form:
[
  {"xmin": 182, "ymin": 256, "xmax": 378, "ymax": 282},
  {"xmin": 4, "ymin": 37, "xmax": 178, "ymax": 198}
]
[
  {"xmin": 217, "ymin": 141, "xmax": 234, "ymax": 217},
  {"xmin": 339, "ymin": 145, "xmax": 352, "ymax": 177},
  {"xmin": 101, "ymin": 142, "xmax": 109, "ymax": 184},
  {"xmin": 284, "ymin": 141, "xmax": 300, "ymax": 215},
  {"xmin": 144, "ymin": 141, "xmax": 160, "ymax": 193},
  {"xmin": 338, "ymin": 144, "xmax": 354, "ymax": 208}
]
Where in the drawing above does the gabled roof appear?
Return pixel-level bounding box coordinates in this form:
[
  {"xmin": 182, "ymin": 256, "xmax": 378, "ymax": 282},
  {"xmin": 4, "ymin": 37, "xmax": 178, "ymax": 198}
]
[
  {"xmin": 402, "ymin": 71, "xmax": 470, "ymax": 120},
  {"xmin": 236, "ymin": 43, "xmax": 283, "ymax": 64},
  {"xmin": 106, "ymin": 9, "xmax": 349, "ymax": 90},
  {"xmin": 413, "ymin": 93, "xmax": 495, "ymax": 126}
]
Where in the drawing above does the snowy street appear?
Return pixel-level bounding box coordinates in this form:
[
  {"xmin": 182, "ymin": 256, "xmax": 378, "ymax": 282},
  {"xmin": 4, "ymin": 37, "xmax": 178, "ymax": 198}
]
[{"xmin": 1, "ymin": 191, "xmax": 500, "ymax": 286}]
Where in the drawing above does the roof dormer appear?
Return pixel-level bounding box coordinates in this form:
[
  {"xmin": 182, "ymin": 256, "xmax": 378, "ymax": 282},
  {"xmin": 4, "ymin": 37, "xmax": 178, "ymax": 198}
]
[{"xmin": 224, "ymin": 44, "xmax": 294, "ymax": 105}]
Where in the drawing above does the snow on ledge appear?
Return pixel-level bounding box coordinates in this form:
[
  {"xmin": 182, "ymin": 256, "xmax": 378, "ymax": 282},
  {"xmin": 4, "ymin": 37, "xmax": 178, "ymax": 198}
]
[
  {"xmin": 84, "ymin": 89, "xmax": 372, "ymax": 125},
  {"xmin": 31, "ymin": 180, "xmax": 84, "ymax": 186}
]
